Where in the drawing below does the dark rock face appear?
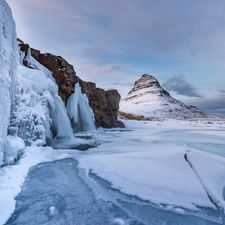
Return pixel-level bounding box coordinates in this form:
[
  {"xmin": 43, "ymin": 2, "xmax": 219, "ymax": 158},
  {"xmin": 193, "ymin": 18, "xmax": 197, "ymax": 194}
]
[
  {"xmin": 18, "ymin": 39, "xmax": 124, "ymax": 128},
  {"xmin": 31, "ymin": 50, "xmax": 78, "ymax": 102},
  {"xmin": 81, "ymin": 81, "xmax": 125, "ymax": 128},
  {"xmin": 127, "ymin": 74, "xmax": 170, "ymax": 98}
]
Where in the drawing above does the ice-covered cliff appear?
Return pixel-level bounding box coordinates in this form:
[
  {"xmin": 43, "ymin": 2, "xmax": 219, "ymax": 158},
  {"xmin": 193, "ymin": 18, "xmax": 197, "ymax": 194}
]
[
  {"xmin": 29, "ymin": 47, "xmax": 124, "ymax": 128},
  {"xmin": 0, "ymin": 0, "xmax": 97, "ymax": 167},
  {"xmin": 120, "ymin": 74, "xmax": 222, "ymax": 120},
  {"xmin": 0, "ymin": 0, "xmax": 18, "ymax": 166}
]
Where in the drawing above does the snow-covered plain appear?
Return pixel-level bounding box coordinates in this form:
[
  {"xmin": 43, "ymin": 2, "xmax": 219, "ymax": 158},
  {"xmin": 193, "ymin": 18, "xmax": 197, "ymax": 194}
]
[{"xmin": 1, "ymin": 118, "xmax": 225, "ymax": 224}]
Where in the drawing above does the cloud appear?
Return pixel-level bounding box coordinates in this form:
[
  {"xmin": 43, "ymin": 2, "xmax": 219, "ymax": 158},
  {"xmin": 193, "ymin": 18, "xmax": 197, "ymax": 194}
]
[
  {"xmin": 7, "ymin": 0, "xmax": 225, "ymax": 97},
  {"xmin": 218, "ymin": 89, "xmax": 225, "ymax": 93},
  {"xmin": 186, "ymin": 96, "xmax": 225, "ymax": 116},
  {"xmin": 76, "ymin": 59, "xmax": 121, "ymax": 76},
  {"xmin": 192, "ymin": 97, "xmax": 225, "ymax": 110},
  {"xmin": 84, "ymin": 45, "xmax": 108, "ymax": 57},
  {"xmin": 105, "ymin": 82, "xmax": 134, "ymax": 87},
  {"xmin": 162, "ymin": 75, "xmax": 202, "ymax": 97},
  {"xmin": 8, "ymin": 0, "xmax": 225, "ymax": 64},
  {"xmin": 110, "ymin": 65, "xmax": 120, "ymax": 72}
]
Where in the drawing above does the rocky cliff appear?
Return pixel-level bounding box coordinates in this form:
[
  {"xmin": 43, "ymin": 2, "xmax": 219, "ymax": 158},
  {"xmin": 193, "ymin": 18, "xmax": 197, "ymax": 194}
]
[
  {"xmin": 18, "ymin": 40, "xmax": 124, "ymax": 128},
  {"xmin": 120, "ymin": 74, "xmax": 222, "ymax": 120}
]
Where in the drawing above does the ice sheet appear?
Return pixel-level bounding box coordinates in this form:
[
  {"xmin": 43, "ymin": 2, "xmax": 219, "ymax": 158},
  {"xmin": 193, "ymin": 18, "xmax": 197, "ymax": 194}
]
[
  {"xmin": 78, "ymin": 145, "xmax": 215, "ymax": 211},
  {"xmin": 187, "ymin": 151, "xmax": 225, "ymax": 211}
]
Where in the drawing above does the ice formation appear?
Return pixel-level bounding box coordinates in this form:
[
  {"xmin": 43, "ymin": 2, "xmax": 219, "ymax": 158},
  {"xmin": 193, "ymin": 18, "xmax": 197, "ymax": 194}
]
[
  {"xmin": 67, "ymin": 82, "xmax": 96, "ymax": 132},
  {"xmin": 51, "ymin": 95, "xmax": 74, "ymax": 140},
  {"xmin": 0, "ymin": 0, "xmax": 17, "ymax": 166},
  {"xmin": 0, "ymin": 0, "xmax": 95, "ymax": 166}
]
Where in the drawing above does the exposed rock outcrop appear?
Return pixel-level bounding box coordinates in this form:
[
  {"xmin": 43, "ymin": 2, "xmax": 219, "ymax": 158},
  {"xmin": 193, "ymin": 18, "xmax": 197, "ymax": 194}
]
[
  {"xmin": 120, "ymin": 74, "xmax": 222, "ymax": 120},
  {"xmin": 81, "ymin": 81, "xmax": 125, "ymax": 128},
  {"xmin": 31, "ymin": 49, "xmax": 78, "ymax": 102},
  {"xmin": 18, "ymin": 40, "xmax": 124, "ymax": 128}
]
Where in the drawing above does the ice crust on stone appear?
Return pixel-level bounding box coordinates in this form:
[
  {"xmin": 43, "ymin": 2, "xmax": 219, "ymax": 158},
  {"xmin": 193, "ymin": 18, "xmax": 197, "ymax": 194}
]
[
  {"xmin": 48, "ymin": 206, "xmax": 57, "ymax": 216},
  {"xmin": 112, "ymin": 219, "xmax": 125, "ymax": 225},
  {"xmin": 3, "ymin": 136, "xmax": 25, "ymax": 166},
  {"xmin": 67, "ymin": 82, "xmax": 96, "ymax": 132}
]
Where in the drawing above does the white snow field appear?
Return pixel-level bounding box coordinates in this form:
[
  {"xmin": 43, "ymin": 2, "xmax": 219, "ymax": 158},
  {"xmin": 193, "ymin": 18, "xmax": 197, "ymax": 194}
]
[{"xmin": 0, "ymin": 118, "xmax": 225, "ymax": 225}]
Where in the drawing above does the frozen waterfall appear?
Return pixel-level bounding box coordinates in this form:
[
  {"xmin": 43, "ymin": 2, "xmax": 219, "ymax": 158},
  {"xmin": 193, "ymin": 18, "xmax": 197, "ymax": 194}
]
[
  {"xmin": 52, "ymin": 95, "xmax": 74, "ymax": 140},
  {"xmin": 0, "ymin": 0, "xmax": 17, "ymax": 166},
  {"xmin": 67, "ymin": 83, "xmax": 96, "ymax": 132}
]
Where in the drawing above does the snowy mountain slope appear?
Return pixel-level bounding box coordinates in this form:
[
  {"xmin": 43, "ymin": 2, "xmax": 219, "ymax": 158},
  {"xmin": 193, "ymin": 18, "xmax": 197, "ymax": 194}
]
[{"xmin": 119, "ymin": 74, "xmax": 223, "ymax": 119}]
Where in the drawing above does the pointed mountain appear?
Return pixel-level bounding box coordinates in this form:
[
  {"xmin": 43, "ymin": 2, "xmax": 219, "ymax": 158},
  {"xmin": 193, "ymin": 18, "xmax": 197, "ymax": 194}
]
[{"xmin": 119, "ymin": 74, "xmax": 222, "ymax": 120}]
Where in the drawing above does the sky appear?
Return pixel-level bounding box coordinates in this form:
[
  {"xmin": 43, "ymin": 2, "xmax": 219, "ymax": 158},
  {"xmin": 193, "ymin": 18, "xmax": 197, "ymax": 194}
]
[{"xmin": 6, "ymin": 0, "xmax": 225, "ymax": 116}]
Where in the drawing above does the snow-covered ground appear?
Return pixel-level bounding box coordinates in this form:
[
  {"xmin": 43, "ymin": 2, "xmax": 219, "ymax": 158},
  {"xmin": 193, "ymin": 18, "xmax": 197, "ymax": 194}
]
[{"xmin": 1, "ymin": 118, "xmax": 225, "ymax": 224}]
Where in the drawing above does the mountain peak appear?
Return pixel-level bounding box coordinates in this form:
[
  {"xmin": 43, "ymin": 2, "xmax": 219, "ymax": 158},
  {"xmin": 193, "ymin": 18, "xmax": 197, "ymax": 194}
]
[
  {"xmin": 127, "ymin": 74, "xmax": 170, "ymax": 98},
  {"xmin": 120, "ymin": 74, "xmax": 221, "ymax": 119}
]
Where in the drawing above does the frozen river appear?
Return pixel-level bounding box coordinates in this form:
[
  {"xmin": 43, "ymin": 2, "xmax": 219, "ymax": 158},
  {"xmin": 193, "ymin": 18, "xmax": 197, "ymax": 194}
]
[
  {"xmin": 5, "ymin": 158, "xmax": 220, "ymax": 225},
  {"xmin": 2, "ymin": 119, "xmax": 225, "ymax": 225}
]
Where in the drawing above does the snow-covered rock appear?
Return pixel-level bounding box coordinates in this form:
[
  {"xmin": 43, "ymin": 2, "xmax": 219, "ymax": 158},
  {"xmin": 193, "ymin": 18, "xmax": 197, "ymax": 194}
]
[
  {"xmin": 120, "ymin": 74, "xmax": 223, "ymax": 120},
  {"xmin": 3, "ymin": 136, "xmax": 25, "ymax": 165}
]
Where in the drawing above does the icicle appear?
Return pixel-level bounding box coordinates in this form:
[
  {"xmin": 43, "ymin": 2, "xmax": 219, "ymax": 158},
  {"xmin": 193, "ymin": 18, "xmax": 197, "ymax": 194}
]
[{"xmin": 67, "ymin": 83, "xmax": 96, "ymax": 132}]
